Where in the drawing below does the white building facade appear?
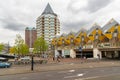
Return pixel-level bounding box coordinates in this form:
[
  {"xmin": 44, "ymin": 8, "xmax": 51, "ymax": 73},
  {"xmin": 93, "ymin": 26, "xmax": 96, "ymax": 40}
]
[{"xmin": 36, "ymin": 3, "xmax": 60, "ymax": 49}]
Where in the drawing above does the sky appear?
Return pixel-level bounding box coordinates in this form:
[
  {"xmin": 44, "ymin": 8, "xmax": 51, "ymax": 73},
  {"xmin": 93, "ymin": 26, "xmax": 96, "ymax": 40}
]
[{"xmin": 0, "ymin": 0, "xmax": 120, "ymax": 46}]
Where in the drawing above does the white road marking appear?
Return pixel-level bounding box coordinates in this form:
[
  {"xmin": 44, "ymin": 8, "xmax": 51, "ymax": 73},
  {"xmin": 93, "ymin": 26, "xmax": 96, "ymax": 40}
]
[
  {"xmin": 74, "ymin": 76, "xmax": 99, "ymax": 80},
  {"xmin": 64, "ymin": 75, "xmax": 77, "ymax": 78},
  {"xmin": 58, "ymin": 69, "xmax": 75, "ymax": 73},
  {"xmin": 21, "ymin": 77, "xmax": 28, "ymax": 80},
  {"xmin": 75, "ymin": 73, "xmax": 120, "ymax": 80},
  {"xmin": 64, "ymin": 73, "xmax": 84, "ymax": 78},
  {"xmin": 77, "ymin": 74, "xmax": 84, "ymax": 77},
  {"xmin": 69, "ymin": 70, "xmax": 75, "ymax": 72}
]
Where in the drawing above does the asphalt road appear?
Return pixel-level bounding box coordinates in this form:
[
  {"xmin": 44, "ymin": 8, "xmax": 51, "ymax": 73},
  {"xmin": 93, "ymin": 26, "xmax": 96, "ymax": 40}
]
[{"xmin": 0, "ymin": 66, "xmax": 120, "ymax": 80}]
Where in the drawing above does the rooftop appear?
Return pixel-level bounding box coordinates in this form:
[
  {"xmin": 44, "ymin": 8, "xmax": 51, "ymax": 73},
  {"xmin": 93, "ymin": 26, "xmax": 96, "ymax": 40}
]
[
  {"xmin": 42, "ymin": 3, "xmax": 57, "ymax": 16},
  {"xmin": 102, "ymin": 18, "xmax": 119, "ymax": 33},
  {"xmin": 25, "ymin": 27, "xmax": 36, "ymax": 30}
]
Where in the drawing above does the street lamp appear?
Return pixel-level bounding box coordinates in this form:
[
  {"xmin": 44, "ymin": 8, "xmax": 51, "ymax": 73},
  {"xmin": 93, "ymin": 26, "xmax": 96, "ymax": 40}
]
[
  {"xmin": 51, "ymin": 44, "xmax": 55, "ymax": 58},
  {"xmin": 79, "ymin": 46, "xmax": 82, "ymax": 58},
  {"xmin": 80, "ymin": 35, "xmax": 84, "ymax": 58},
  {"xmin": 7, "ymin": 42, "xmax": 10, "ymax": 53},
  {"xmin": 29, "ymin": 48, "xmax": 34, "ymax": 71}
]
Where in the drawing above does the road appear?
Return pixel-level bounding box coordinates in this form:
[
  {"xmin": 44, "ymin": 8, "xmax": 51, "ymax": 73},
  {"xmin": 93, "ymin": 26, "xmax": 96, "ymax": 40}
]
[{"xmin": 0, "ymin": 66, "xmax": 120, "ymax": 80}]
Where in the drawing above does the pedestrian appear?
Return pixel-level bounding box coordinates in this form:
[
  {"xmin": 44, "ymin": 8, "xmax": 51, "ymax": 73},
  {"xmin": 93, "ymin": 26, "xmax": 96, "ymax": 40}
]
[
  {"xmin": 97, "ymin": 54, "xmax": 100, "ymax": 59},
  {"xmin": 83, "ymin": 56, "xmax": 86, "ymax": 59},
  {"xmin": 57, "ymin": 56, "xmax": 60, "ymax": 62},
  {"xmin": 97, "ymin": 54, "xmax": 100, "ymax": 62},
  {"xmin": 83, "ymin": 56, "xmax": 86, "ymax": 63},
  {"xmin": 53, "ymin": 56, "xmax": 55, "ymax": 61}
]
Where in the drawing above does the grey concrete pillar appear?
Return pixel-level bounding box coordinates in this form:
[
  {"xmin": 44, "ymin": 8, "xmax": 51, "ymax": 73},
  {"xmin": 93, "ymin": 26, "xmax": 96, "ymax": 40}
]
[
  {"xmin": 93, "ymin": 48, "xmax": 102, "ymax": 59},
  {"xmin": 70, "ymin": 49, "xmax": 76, "ymax": 58}
]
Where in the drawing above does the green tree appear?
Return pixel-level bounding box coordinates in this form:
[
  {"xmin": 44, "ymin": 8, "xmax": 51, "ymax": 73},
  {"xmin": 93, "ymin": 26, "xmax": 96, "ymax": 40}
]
[
  {"xmin": 9, "ymin": 46, "xmax": 16, "ymax": 54},
  {"xmin": 0, "ymin": 43, "xmax": 4, "ymax": 52},
  {"xmin": 33, "ymin": 37, "xmax": 48, "ymax": 55},
  {"xmin": 20, "ymin": 44, "xmax": 29, "ymax": 55},
  {"xmin": 14, "ymin": 34, "xmax": 29, "ymax": 56}
]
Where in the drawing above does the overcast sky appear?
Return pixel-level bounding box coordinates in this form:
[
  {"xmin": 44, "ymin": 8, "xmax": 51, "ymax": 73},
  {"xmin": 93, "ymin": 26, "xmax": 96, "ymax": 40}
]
[{"xmin": 0, "ymin": 0, "xmax": 120, "ymax": 46}]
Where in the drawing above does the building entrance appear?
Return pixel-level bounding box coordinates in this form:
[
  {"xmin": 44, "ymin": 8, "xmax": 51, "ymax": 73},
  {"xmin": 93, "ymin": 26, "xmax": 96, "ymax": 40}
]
[
  {"xmin": 75, "ymin": 51, "xmax": 93, "ymax": 58},
  {"xmin": 101, "ymin": 51, "xmax": 120, "ymax": 60},
  {"xmin": 57, "ymin": 50, "xmax": 62, "ymax": 57}
]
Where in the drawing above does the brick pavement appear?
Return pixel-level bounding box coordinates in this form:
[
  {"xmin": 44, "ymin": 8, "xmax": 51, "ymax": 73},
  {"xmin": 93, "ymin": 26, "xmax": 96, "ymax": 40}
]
[{"xmin": 1, "ymin": 58, "xmax": 120, "ymax": 76}]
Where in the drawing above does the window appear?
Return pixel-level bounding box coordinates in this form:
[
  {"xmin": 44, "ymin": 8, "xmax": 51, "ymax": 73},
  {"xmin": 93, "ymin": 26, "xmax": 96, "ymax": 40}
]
[
  {"xmin": 89, "ymin": 34, "xmax": 93, "ymax": 36},
  {"xmin": 95, "ymin": 34, "xmax": 99, "ymax": 39},
  {"xmin": 106, "ymin": 32, "xmax": 111, "ymax": 34}
]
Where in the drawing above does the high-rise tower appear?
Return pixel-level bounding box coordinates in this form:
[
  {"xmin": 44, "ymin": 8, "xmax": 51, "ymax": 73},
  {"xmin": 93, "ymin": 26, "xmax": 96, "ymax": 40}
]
[
  {"xmin": 36, "ymin": 3, "xmax": 60, "ymax": 49},
  {"xmin": 25, "ymin": 27, "xmax": 37, "ymax": 48}
]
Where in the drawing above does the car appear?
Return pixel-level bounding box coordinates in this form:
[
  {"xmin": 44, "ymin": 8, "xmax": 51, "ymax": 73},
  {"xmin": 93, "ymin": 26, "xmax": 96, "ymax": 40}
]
[
  {"xmin": 0, "ymin": 61, "xmax": 12, "ymax": 68},
  {"xmin": 20, "ymin": 56, "xmax": 31, "ymax": 61},
  {"xmin": 0, "ymin": 57, "xmax": 8, "ymax": 62}
]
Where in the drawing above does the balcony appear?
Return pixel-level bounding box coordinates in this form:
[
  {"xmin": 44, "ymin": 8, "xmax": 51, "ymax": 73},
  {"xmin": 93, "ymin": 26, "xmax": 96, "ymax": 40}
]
[
  {"xmin": 97, "ymin": 42, "xmax": 120, "ymax": 48},
  {"xmin": 82, "ymin": 45, "xmax": 93, "ymax": 49}
]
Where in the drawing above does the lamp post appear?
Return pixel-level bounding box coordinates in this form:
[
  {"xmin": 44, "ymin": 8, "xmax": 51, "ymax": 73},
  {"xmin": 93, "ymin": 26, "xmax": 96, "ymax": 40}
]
[
  {"xmin": 7, "ymin": 42, "xmax": 10, "ymax": 53},
  {"xmin": 80, "ymin": 35, "xmax": 84, "ymax": 58},
  {"xmin": 29, "ymin": 48, "xmax": 34, "ymax": 71},
  {"xmin": 51, "ymin": 44, "xmax": 55, "ymax": 58},
  {"xmin": 79, "ymin": 46, "xmax": 82, "ymax": 58}
]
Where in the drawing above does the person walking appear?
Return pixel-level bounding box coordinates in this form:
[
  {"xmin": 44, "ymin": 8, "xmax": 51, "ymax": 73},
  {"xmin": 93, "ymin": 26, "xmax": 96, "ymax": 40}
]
[
  {"xmin": 53, "ymin": 56, "xmax": 55, "ymax": 61},
  {"xmin": 57, "ymin": 55, "xmax": 60, "ymax": 62}
]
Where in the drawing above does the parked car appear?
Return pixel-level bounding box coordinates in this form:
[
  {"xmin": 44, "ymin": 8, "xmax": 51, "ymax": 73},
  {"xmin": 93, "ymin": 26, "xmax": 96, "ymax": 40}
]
[
  {"xmin": 0, "ymin": 61, "xmax": 12, "ymax": 68},
  {"xmin": 20, "ymin": 56, "xmax": 31, "ymax": 61},
  {"xmin": 0, "ymin": 57, "xmax": 8, "ymax": 62}
]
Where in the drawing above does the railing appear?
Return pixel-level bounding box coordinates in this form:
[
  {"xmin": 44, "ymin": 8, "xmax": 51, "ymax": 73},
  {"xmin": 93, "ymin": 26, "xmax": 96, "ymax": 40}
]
[
  {"xmin": 97, "ymin": 42, "xmax": 120, "ymax": 48},
  {"xmin": 83, "ymin": 45, "xmax": 93, "ymax": 49},
  {"xmin": 8, "ymin": 60, "xmax": 48, "ymax": 65}
]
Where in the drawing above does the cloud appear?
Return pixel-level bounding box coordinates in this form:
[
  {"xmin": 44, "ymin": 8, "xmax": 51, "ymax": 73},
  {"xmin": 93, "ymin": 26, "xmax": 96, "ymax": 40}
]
[
  {"xmin": 0, "ymin": 16, "xmax": 26, "ymax": 31},
  {"xmin": 67, "ymin": 0, "xmax": 112, "ymax": 14},
  {"xmin": 0, "ymin": 0, "xmax": 119, "ymax": 46},
  {"xmin": 62, "ymin": 20, "xmax": 90, "ymax": 33},
  {"xmin": 85, "ymin": 0, "xmax": 112, "ymax": 13},
  {"xmin": 67, "ymin": 0, "xmax": 87, "ymax": 14}
]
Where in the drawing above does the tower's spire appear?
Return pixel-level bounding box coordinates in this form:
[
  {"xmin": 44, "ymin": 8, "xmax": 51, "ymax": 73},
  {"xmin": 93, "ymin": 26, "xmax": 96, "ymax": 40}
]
[{"xmin": 42, "ymin": 3, "xmax": 54, "ymax": 15}]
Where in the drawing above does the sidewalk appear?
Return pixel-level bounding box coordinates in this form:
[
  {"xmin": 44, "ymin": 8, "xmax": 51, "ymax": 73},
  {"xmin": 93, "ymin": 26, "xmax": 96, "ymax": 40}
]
[
  {"xmin": 38, "ymin": 60, "xmax": 120, "ymax": 72},
  {"xmin": 1, "ymin": 59, "xmax": 120, "ymax": 76}
]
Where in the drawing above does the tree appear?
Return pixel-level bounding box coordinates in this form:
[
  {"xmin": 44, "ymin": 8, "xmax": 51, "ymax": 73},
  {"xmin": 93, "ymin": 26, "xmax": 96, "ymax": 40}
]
[
  {"xmin": 14, "ymin": 34, "xmax": 29, "ymax": 56},
  {"xmin": 20, "ymin": 44, "xmax": 29, "ymax": 55},
  {"xmin": 0, "ymin": 43, "xmax": 4, "ymax": 52},
  {"xmin": 9, "ymin": 47, "xmax": 16, "ymax": 54},
  {"xmin": 33, "ymin": 37, "xmax": 48, "ymax": 55}
]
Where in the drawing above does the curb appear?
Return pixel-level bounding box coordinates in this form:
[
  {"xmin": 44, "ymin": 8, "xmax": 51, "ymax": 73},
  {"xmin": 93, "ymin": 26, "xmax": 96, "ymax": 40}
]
[{"xmin": 0, "ymin": 61, "xmax": 120, "ymax": 76}]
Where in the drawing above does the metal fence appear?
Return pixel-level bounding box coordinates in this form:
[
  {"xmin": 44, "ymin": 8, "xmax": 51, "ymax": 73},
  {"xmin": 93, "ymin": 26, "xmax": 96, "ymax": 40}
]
[{"xmin": 8, "ymin": 60, "xmax": 48, "ymax": 65}]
